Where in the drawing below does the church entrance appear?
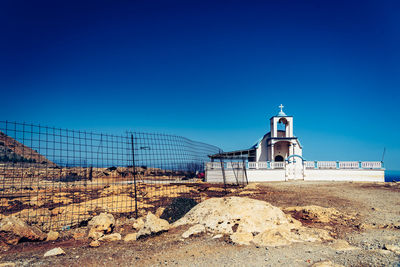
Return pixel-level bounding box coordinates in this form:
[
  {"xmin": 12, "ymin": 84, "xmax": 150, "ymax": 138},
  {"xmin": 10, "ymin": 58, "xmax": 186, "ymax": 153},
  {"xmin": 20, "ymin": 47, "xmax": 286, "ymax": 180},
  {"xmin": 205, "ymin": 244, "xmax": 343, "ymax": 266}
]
[
  {"xmin": 274, "ymin": 155, "xmax": 284, "ymax": 162},
  {"xmin": 285, "ymin": 154, "xmax": 305, "ymax": 180}
]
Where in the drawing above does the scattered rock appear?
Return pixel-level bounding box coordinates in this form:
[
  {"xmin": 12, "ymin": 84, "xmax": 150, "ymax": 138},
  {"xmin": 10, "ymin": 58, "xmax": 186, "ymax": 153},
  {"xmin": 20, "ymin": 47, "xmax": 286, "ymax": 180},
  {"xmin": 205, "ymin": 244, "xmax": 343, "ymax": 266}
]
[
  {"xmin": 46, "ymin": 230, "xmax": 59, "ymax": 241},
  {"xmin": 44, "ymin": 247, "xmax": 65, "ymax": 257},
  {"xmin": 384, "ymin": 244, "xmax": 400, "ymax": 255},
  {"xmin": 0, "ymin": 216, "xmax": 46, "ymax": 245},
  {"xmin": 182, "ymin": 224, "xmax": 205, "ymax": 238},
  {"xmin": 160, "ymin": 198, "xmax": 198, "ymax": 223},
  {"xmin": 88, "ymin": 213, "xmax": 115, "ymax": 239},
  {"xmin": 88, "ymin": 231, "xmax": 103, "ymax": 240},
  {"xmin": 137, "ymin": 212, "xmax": 170, "ymax": 238},
  {"xmin": 311, "ymin": 260, "xmax": 344, "ymax": 267},
  {"xmin": 230, "ymin": 232, "xmax": 253, "ymax": 245},
  {"xmin": 98, "ymin": 233, "xmax": 121, "ymax": 242},
  {"xmin": 132, "ymin": 217, "xmax": 144, "ymax": 231},
  {"xmin": 155, "ymin": 207, "xmax": 165, "ymax": 217},
  {"xmin": 330, "ymin": 239, "xmax": 358, "ymax": 251},
  {"xmin": 0, "ymin": 262, "xmax": 16, "ymax": 267},
  {"xmin": 212, "ymin": 234, "xmax": 223, "ymax": 239},
  {"xmin": 124, "ymin": 233, "xmax": 137, "ymax": 242},
  {"xmin": 89, "ymin": 240, "xmax": 100, "ymax": 247}
]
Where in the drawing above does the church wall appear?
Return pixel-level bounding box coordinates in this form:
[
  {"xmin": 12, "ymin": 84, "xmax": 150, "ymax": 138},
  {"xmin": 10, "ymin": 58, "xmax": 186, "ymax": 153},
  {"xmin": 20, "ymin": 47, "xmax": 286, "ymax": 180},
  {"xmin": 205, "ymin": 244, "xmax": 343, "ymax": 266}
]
[
  {"xmin": 304, "ymin": 169, "xmax": 384, "ymax": 182},
  {"xmin": 256, "ymin": 137, "xmax": 268, "ymax": 161},
  {"xmin": 294, "ymin": 143, "xmax": 302, "ymax": 156},
  {"xmin": 205, "ymin": 169, "xmax": 286, "ymax": 183},
  {"xmin": 247, "ymin": 170, "xmax": 286, "ymax": 182},
  {"xmin": 205, "ymin": 168, "xmax": 384, "ymax": 183}
]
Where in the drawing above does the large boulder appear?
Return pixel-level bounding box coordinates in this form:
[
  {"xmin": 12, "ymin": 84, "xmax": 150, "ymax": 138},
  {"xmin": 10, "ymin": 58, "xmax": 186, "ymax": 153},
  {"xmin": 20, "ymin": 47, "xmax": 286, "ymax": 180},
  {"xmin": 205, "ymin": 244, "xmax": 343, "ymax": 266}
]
[
  {"xmin": 137, "ymin": 212, "xmax": 170, "ymax": 238},
  {"xmin": 0, "ymin": 216, "xmax": 46, "ymax": 245},
  {"xmin": 87, "ymin": 213, "xmax": 115, "ymax": 239},
  {"xmin": 174, "ymin": 197, "xmax": 333, "ymax": 247},
  {"xmin": 174, "ymin": 197, "xmax": 298, "ymax": 235}
]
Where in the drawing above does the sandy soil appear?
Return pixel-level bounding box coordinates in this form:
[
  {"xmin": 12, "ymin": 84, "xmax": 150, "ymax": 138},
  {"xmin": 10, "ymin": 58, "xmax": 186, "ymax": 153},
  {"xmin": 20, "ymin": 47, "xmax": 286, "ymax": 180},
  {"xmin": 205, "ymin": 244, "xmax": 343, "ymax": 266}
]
[{"xmin": 1, "ymin": 181, "xmax": 399, "ymax": 266}]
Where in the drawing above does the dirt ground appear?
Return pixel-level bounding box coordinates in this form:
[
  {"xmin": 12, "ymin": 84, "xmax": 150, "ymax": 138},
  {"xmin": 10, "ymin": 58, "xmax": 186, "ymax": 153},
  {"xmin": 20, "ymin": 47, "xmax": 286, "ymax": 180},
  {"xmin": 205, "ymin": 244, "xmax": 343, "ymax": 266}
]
[{"xmin": 1, "ymin": 181, "xmax": 399, "ymax": 266}]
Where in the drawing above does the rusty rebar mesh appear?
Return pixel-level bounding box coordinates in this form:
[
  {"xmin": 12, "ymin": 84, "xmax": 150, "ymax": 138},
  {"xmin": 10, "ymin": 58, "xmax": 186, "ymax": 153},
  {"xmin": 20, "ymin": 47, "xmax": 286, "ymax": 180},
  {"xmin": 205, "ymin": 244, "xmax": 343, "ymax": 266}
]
[{"xmin": 0, "ymin": 121, "xmax": 225, "ymax": 231}]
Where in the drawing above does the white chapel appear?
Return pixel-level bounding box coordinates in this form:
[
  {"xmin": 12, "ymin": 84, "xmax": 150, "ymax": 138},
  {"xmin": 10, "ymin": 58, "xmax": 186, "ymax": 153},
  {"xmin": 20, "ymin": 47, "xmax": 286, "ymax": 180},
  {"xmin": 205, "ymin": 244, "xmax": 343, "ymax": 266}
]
[
  {"xmin": 210, "ymin": 104, "xmax": 303, "ymax": 163},
  {"xmin": 207, "ymin": 105, "xmax": 384, "ymax": 183}
]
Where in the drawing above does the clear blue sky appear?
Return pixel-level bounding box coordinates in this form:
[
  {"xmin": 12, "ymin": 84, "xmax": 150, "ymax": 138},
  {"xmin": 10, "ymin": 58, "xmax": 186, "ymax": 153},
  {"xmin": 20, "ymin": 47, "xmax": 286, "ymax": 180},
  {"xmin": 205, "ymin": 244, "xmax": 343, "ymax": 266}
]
[{"xmin": 1, "ymin": 0, "xmax": 399, "ymax": 170}]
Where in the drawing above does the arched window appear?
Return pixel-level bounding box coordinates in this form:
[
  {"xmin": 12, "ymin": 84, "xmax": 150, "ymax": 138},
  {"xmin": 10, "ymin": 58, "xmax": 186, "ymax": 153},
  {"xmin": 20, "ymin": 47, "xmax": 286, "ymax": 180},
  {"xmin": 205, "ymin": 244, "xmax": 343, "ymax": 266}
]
[
  {"xmin": 277, "ymin": 118, "xmax": 288, "ymax": 137},
  {"xmin": 275, "ymin": 155, "xmax": 284, "ymax": 162}
]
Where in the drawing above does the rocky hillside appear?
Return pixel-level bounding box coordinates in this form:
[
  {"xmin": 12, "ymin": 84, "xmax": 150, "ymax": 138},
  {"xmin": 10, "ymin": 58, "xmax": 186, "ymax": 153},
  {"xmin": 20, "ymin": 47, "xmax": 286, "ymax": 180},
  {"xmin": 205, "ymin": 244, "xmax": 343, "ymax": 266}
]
[{"xmin": 0, "ymin": 131, "xmax": 54, "ymax": 165}]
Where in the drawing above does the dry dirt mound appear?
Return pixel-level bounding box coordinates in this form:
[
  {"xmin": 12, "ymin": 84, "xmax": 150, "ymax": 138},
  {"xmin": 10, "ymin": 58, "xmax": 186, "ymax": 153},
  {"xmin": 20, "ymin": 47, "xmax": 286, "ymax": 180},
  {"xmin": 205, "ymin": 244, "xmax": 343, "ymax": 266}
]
[{"xmin": 173, "ymin": 196, "xmax": 333, "ymax": 246}]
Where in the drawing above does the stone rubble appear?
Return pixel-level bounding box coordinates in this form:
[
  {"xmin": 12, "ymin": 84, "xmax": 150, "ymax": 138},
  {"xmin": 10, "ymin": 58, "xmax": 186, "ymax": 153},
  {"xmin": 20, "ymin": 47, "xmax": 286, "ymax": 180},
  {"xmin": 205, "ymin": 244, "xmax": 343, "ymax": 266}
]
[
  {"xmin": 137, "ymin": 212, "xmax": 170, "ymax": 239},
  {"xmin": 0, "ymin": 216, "xmax": 46, "ymax": 245},
  {"xmin": 87, "ymin": 213, "xmax": 115, "ymax": 240},
  {"xmin": 43, "ymin": 247, "xmax": 65, "ymax": 257},
  {"xmin": 98, "ymin": 233, "xmax": 121, "ymax": 242},
  {"xmin": 46, "ymin": 230, "xmax": 59, "ymax": 241},
  {"xmin": 89, "ymin": 240, "xmax": 100, "ymax": 247}
]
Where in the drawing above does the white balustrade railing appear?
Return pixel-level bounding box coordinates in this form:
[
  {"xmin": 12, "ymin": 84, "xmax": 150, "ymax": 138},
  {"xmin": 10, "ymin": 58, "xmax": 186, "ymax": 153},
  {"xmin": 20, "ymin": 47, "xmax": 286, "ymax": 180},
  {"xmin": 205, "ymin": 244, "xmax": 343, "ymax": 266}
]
[
  {"xmin": 304, "ymin": 161, "xmax": 315, "ymax": 169},
  {"xmin": 248, "ymin": 162, "xmax": 257, "ymax": 169},
  {"xmin": 258, "ymin": 162, "xmax": 269, "ymax": 169},
  {"xmin": 361, "ymin": 161, "xmax": 382, "ymax": 169},
  {"xmin": 207, "ymin": 161, "xmax": 383, "ymax": 170},
  {"xmin": 227, "ymin": 162, "xmax": 244, "ymax": 169},
  {"xmin": 271, "ymin": 162, "xmax": 285, "ymax": 169},
  {"xmin": 317, "ymin": 161, "xmax": 337, "ymax": 169},
  {"xmin": 339, "ymin": 161, "xmax": 359, "ymax": 169},
  {"xmin": 206, "ymin": 162, "xmax": 222, "ymax": 169}
]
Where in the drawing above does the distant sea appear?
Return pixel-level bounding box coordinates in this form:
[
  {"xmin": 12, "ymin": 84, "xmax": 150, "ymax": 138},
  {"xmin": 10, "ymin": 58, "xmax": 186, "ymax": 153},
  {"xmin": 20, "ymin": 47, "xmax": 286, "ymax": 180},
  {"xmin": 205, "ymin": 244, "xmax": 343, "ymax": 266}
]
[{"xmin": 385, "ymin": 170, "xmax": 400, "ymax": 182}]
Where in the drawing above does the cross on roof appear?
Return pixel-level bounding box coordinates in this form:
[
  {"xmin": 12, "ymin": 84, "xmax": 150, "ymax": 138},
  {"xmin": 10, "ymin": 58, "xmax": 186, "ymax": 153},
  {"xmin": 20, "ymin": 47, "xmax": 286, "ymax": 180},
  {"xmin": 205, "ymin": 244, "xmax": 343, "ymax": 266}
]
[{"xmin": 277, "ymin": 104, "xmax": 286, "ymax": 116}]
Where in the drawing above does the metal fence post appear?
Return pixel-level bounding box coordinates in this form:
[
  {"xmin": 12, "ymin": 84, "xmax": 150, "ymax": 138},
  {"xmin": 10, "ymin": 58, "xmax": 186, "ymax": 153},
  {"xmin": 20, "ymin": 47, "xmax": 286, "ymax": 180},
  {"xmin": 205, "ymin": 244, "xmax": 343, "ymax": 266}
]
[{"xmin": 131, "ymin": 134, "xmax": 138, "ymax": 219}]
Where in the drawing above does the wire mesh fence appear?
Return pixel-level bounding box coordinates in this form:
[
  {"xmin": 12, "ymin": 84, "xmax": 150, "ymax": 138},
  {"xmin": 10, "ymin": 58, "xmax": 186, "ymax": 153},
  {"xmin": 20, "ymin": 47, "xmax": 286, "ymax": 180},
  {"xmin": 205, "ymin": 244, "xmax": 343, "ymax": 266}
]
[{"xmin": 0, "ymin": 121, "xmax": 223, "ymax": 231}]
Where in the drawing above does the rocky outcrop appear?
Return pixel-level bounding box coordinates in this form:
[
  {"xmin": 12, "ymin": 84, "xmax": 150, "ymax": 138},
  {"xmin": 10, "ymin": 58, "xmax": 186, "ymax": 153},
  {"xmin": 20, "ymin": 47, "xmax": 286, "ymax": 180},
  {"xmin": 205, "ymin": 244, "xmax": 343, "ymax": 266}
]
[
  {"xmin": 137, "ymin": 212, "xmax": 170, "ymax": 238},
  {"xmin": 174, "ymin": 197, "xmax": 333, "ymax": 247},
  {"xmin": 0, "ymin": 216, "xmax": 46, "ymax": 245},
  {"xmin": 174, "ymin": 197, "xmax": 298, "ymax": 234}
]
